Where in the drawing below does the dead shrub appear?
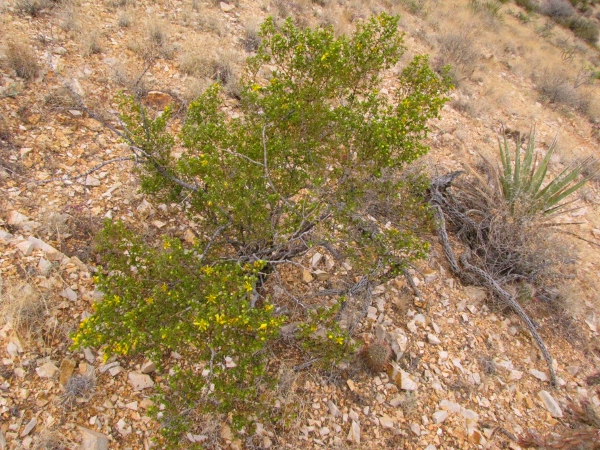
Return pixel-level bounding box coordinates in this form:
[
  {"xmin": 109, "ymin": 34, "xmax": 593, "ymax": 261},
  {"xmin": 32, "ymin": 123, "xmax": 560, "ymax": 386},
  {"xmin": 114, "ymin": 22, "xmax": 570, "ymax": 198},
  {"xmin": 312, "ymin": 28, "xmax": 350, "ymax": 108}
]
[
  {"xmin": 540, "ymin": 0, "xmax": 575, "ymax": 19},
  {"xmin": 5, "ymin": 42, "xmax": 40, "ymax": 81},
  {"xmin": 434, "ymin": 32, "xmax": 478, "ymax": 85},
  {"xmin": 130, "ymin": 19, "xmax": 175, "ymax": 60},
  {"xmin": 82, "ymin": 31, "xmax": 103, "ymax": 56},
  {"xmin": 44, "ymin": 86, "xmax": 79, "ymax": 109},
  {"xmin": 118, "ymin": 10, "xmax": 133, "ymax": 27},
  {"xmin": 196, "ymin": 10, "xmax": 226, "ymax": 36},
  {"xmin": 535, "ymin": 69, "xmax": 591, "ymax": 114},
  {"xmin": 243, "ymin": 19, "xmax": 261, "ymax": 52},
  {"xmin": 15, "ymin": 0, "xmax": 54, "ymax": 16},
  {"xmin": 0, "ymin": 114, "xmax": 10, "ymax": 145},
  {"xmin": 178, "ymin": 51, "xmax": 208, "ymax": 77},
  {"xmin": 32, "ymin": 431, "xmax": 68, "ymax": 450}
]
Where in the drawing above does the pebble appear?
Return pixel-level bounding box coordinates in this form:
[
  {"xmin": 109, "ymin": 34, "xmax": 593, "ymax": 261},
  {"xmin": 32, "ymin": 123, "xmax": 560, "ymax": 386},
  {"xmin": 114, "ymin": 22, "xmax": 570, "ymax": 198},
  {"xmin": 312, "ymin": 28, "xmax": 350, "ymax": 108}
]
[
  {"xmin": 59, "ymin": 358, "xmax": 76, "ymax": 386},
  {"xmin": 6, "ymin": 342, "xmax": 19, "ymax": 357},
  {"xmin": 327, "ymin": 400, "xmax": 341, "ymax": 417}
]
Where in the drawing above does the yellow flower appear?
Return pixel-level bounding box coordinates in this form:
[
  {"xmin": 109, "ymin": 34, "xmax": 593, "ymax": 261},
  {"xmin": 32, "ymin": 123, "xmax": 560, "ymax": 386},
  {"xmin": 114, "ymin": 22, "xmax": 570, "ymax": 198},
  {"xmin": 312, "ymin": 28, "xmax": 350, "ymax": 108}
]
[
  {"xmin": 201, "ymin": 266, "xmax": 214, "ymax": 275},
  {"xmin": 321, "ymin": 52, "xmax": 329, "ymax": 61},
  {"xmin": 215, "ymin": 314, "xmax": 227, "ymax": 325},
  {"xmin": 264, "ymin": 304, "xmax": 273, "ymax": 312},
  {"xmin": 194, "ymin": 318, "xmax": 209, "ymax": 331},
  {"xmin": 251, "ymin": 84, "xmax": 261, "ymax": 92},
  {"xmin": 244, "ymin": 280, "xmax": 253, "ymax": 292},
  {"xmin": 207, "ymin": 294, "xmax": 217, "ymax": 303},
  {"xmin": 335, "ymin": 337, "xmax": 344, "ymax": 345},
  {"xmin": 259, "ymin": 323, "xmax": 267, "ymax": 330},
  {"xmin": 146, "ymin": 297, "xmax": 154, "ymax": 305},
  {"xmin": 163, "ymin": 241, "xmax": 171, "ymax": 250}
]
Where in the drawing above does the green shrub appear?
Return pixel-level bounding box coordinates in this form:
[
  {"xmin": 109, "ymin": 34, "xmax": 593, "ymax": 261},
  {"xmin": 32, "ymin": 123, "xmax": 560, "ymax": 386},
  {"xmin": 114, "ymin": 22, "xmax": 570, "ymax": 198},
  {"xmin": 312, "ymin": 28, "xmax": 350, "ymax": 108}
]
[
  {"xmin": 515, "ymin": 0, "xmax": 538, "ymax": 12},
  {"xmin": 72, "ymin": 14, "xmax": 451, "ymax": 445},
  {"xmin": 566, "ymin": 16, "xmax": 599, "ymax": 44}
]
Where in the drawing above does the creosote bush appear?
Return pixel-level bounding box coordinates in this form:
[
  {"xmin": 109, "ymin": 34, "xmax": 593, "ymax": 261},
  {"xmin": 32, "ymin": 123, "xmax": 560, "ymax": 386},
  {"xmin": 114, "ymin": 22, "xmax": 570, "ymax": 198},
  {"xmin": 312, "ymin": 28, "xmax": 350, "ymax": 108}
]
[{"xmin": 72, "ymin": 14, "xmax": 451, "ymax": 445}]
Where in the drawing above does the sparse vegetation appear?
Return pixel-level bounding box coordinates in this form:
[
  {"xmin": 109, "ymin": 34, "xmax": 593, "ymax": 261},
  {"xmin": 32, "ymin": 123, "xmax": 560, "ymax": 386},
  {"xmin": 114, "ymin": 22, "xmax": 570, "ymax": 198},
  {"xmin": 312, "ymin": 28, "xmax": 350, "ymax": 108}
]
[{"xmin": 5, "ymin": 42, "xmax": 40, "ymax": 81}]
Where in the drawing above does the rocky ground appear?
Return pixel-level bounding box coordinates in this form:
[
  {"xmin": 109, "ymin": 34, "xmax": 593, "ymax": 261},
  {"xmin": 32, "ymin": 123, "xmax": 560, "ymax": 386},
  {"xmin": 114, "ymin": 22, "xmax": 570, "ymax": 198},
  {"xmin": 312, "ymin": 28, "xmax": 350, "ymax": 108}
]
[{"xmin": 1, "ymin": 0, "xmax": 600, "ymax": 448}]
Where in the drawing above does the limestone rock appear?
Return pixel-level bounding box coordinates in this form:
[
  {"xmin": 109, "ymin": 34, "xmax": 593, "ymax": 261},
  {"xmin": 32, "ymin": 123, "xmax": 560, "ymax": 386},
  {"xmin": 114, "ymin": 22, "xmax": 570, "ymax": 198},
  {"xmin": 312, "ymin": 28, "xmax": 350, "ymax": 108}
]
[
  {"xmin": 379, "ymin": 415, "xmax": 394, "ymax": 429},
  {"xmin": 85, "ymin": 175, "xmax": 101, "ymax": 187},
  {"xmin": 36, "ymin": 362, "xmax": 59, "ymax": 378},
  {"xmin": 538, "ymin": 390, "xmax": 563, "ymax": 418},
  {"xmin": 128, "ymin": 372, "xmax": 154, "ymax": 391},
  {"xmin": 427, "ymin": 333, "xmax": 441, "ymax": 345},
  {"xmin": 79, "ymin": 427, "xmax": 109, "ymax": 450},
  {"xmin": 141, "ymin": 361, "xmax": 157, "ymax": 374},
  {"xmin": 21, "ymin": 417, "xmax": 37, "ymax": 437},
  {"xmin": 346, "ymin": 421, "xmax": 360, "ymax": 444},
  {"xmin": 529, "ymin": 369, "xmax": 549, "ymax": 382},
  {"xmin": 220, "ymin": 1, "xmax": 235, "ymax": 12},
  {"xmin": 432, "ymin": 410, "xmax": 448, "ymax": 424}
]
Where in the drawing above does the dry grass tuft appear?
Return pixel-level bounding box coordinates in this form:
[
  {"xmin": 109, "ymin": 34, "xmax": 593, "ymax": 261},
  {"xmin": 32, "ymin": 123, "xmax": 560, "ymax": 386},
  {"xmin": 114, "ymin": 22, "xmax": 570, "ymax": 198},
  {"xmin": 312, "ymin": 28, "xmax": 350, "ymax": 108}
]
[
  {"xmin": 44, "ymin": 87, "xmax": 79, "ymax": 110},
  {"xmin": 82, "ymin": 30, "xmax": 103, "ymax": 56},
  {"xmin": 130, "ymin": 19, "xmax": 176, "ymax": 61},
  {"xmin": 61, "ymin": 372, "xmax": 96, "ymax": 407},
  {"xmin": 434, "ymin": 32, "xmax": 478, "ymax": 85},
  {"xmin": 0, "ymin": 279, "xmax": 46, "ymax": 337},
  {"xmin": 5, "ymin": 42, "xmax": 40, "ymax": 81}
]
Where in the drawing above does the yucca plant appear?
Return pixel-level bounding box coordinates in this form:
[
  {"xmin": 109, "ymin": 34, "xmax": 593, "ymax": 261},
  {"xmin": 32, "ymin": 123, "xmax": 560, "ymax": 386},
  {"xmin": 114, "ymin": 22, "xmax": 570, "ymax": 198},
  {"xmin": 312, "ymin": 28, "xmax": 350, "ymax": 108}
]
[{"xmin": 499, "ymin": 128, "xmax": 598, "ymax": 217}]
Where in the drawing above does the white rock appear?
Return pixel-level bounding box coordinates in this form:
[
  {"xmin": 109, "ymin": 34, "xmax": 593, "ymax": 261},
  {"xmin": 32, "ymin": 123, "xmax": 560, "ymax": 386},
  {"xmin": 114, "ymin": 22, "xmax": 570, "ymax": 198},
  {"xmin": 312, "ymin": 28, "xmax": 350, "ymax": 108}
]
[
  {"xmin": 461, "ymin": 408, "xmax": 479, "ymax": 422},
  {"xmin": 432, "ymin": 410, "xmax": 448, "ymax": 424},
  {"xmin": 0, "ymin": 230, "xmax": 14, "ymax": 242},
  {"xmin": 8, "ymin": 210, "xmax": 29, "ymax": 227},
  {"xmin": 327, "ymin": 401, "xmax": 341, "ymax": 417},
  {"xmin": 141, "ymin": 361, "xmax": 157, "ymax": 373},
  {"xmin": 128, "ymin": 372, "xmax": 154, "ymax": 391},
  {"xmin": 20, "ymin": 417, "xmax": 37, "ymax": 437},
  {"xmin": 83, "ymin": 348, "xmax": 95, "ymax": 364},
  {"xmin": 0, "ymin": 430, "xmax": 6, "ymax": 450},
  {"xmin": 319, "ymin": 427, "xmax": 330, "ymax": 436},
  {"xmin": 16, "ymin": 240, "xmax": 35, "ymax": 256},
  {"xmin": 59, "ymin": 287, "xmax": 77, "ymax": 302},
  {"xmin": 99, "ymin": 361, "xmax": 119, "ymax": 374},
  {"xmin": 116, "ymin": 418, "xmax": 132, "ymax": 436},
  {"xmin": 38, "ymin": 257, "xmax": 52, "ymax": 275},
  {"xmin": 79, "ymin": 427, "xmax": 108, "ymax": 450},
  {"xmin": 538, "ymin": 390, "xmax": 563, "ymax": 418},
  {"xmin": 379, "ymin": 415, "xmax": 394, "ymax": 429},
  {"xmin": 529, "ymin": 369, "xmax": 549, "ymax": 382},
  {"xmin": 6, "ymin": 342, "xmax": 19, "ymax": 357},
  {"xmin": 36, "ymin": 362, "xmax": 59, "ymax": 378},
  {"xmin": 425, "ymin": 446, "xmax": 437, "ymax": 450},
  {"xmin": 85, "ymin": 175, "xmax": 101, "ymax": 187},
  {"xmin": 440, "ymin": 400, "xmax": 462, "ymax": 413},
  {"xmin": 220, "ymin": 1, "xmax": 235, "ymax": 11},
  {"xmin": 125, "ymin": 401, "xmax": 138, "ymax": 411},
  {"xmin": 509, "ymin": 370, "xmax": 523, "ymax": 381},
  {"xmin": 347, "ymin": 421, "xmax": 360, "ymax": 444},
  {"xmin": 410, "ymin": 422, "xmax": 421, "ymax": 436},
  {"xmin": 427, "ymin": 333, "xmax": 441, "ymax": 345},
  {"xmin": 566, "ymin": 366, "xmax": 580, "ymax": 376},
  {"xmin": 27, "ymin": 236, "xmax": 60, "ymax": 259}
]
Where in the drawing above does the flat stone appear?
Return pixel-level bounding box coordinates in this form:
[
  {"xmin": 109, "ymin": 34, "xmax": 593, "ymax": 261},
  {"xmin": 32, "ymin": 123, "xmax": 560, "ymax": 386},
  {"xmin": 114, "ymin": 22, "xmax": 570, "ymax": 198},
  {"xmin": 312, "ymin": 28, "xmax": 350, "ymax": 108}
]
[
  {"xmin": 20, "ymin": 417, "xmax": 37, "ymax": 437},
  {"xmin": 302, "ymin": 269, "xmax": 313, "ymax": 283},
  {"xmin": 8, "ymin": 210, "xmax": 29, "ymax": 226},
  {"xmin": 440, "ymin": 400, "xmax": 462, "ymax": 413},
  {"xmin": 509, "ymin": 370, "xmax": 523, "ymax": 381},
  {"xmin": 83, "ymin": 348, "xmax": 95, "ymax": 364},
  {"xmin": 79, "ymin": 426, "xmax": 109, "ymax": 450},
  {"xmin": 99, "ymin": 361, "xmax": 120, "ymax": 374},
  {"xmin": 59, "ymin": 287, "xmax": 77, "ymax": 302},
  {"xmin": 410, "ymin": 422, "xmax": 421, "ymax": 436},
  {"xmin": 327, "ymin": 400, "xmax": 341, "ymax": 417},
  {"xmin": 566, "ymin": 366, "xmax": 580, "ymax": 376},
  {"xmin": 219, "ymin": 1, "xmax": 235, "ymax": 11},
  {"xmin": 379, "ymin": 415, "xmax": 394, "ymax": 429},
  {"xmin": 538, "ymin": 390, "xmax": 563, "ymax": 418},
  {"xmin": 141, "ymin": 361, "xmax": 157, "ymax": 374},
  {"xmin": 128, "ymin": 372, "xmax": 154, "ymax": 391},
  {"xmin": 346, "ymin": 421, "xmax": 360, "ymax": 444},
  {"xmin": 85, "ymin": 175, "xmax": 101, "ymax": 187},
  {"xmin": 16, "ymin": 240, "xmax": 35, "ymax": 256},
  {"xmin": 427, "ymin": 333, "xmax": 441, "ymax": 345},
  {"xmin": 529, "ymin": 369, "xmax": 549, "ymax": 381},
  {"xmin": 27, "ymin": 236, "xmax": 60, "ymax": 259},
  {"xmin": 38, "ymin": 257, "xmax": 52, "ymax": 275},
  {"xmin": 461, "ymin": 408, "xmax": 479, "ymax": 422},
  {"xmin": 432, "ymin": 410, "xmax": 448, "ymax": 424},
  {"xmin": 36, "ymin": 362, "xmax": 59, "ymax": 378}
]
